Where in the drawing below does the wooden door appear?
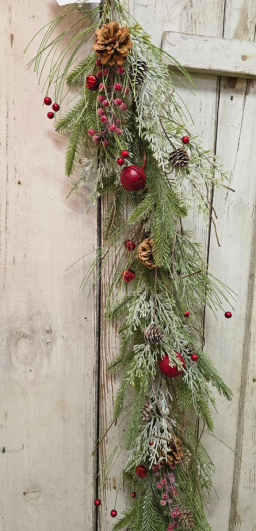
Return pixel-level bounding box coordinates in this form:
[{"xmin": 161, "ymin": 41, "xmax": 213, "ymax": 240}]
[{"xmin": 0, "ymin": 1, "xmax": 255, "ymax": 531}]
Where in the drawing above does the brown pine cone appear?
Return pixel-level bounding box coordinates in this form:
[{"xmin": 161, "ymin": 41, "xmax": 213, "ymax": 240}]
[
  {"xmin": 179, "ymin": 507, "xmax": 195, "ymax": 529},
  {"xmin": 159, "ymin": 437, "xmax": 183, "ymax": 466},
  {"xmin": 170, "ymin": 148, "xmax": 190, "ymax": 168},
  {"xmin": 93, "ymin": 22, "xmax": 133, "ymax": 65},
  {"xmin": 141, "ymin": 399, "xmax": 155, "ymax": 421},
  {"xmin": 137, "ymin": 238, "xmax": 156, "ymax": 269},
  {"xmin": 144, "ymin": 324, "xmax": 165, "ymax": 344},
  {"xmin": 181, "ymin": 448, "xmax": 192, "ymax": 469}
]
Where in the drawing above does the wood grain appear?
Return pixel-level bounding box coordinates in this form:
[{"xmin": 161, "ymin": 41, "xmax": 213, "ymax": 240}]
[
  {"xmin": 162, "ymin": 32, "xmax": 256, "ymax": 78},
  {"xmin": 0, "ymin": 2, "xmax": 97, "ymax": 530}
]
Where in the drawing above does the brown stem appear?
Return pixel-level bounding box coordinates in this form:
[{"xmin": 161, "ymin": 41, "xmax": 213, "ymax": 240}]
[
  {"xmin": 152, "ymin": 267, "xmax": 158, "ymax": 320},
  {"xmin": 91, "ymin": 418, "xmax": 116, "ymax": 456},
  {"xmin": 158, "ymin": 91, "xmax": 176, "ymax": 150}
]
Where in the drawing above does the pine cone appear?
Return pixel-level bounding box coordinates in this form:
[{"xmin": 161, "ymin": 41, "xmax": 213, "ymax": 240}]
[
  {"xmin": 141, "ymin": 399, "xmax": 155, "ymax": 421},
  {"xmin": 181, "ymin": 449, "xmax": 192, "ymax": 469},
  {"xmin": 144, "ymin": 324, "xmax": 165, "ymax": 344},
  {"xmin": 159, "ymin": 437, "xmax": 183, "ymax": 466},
  {"xmin": 170, "ymin": 148, "xmax": 190, "ymax": 168},
  {"xmin": 93, "ymin": 22, "xmax": 133, "ymax": 65},
  {"xmin": 137, "ymin": 238, "xmax": 156, "ymax": 269},
  {"xmin": 185, "ymin": 343, "xmax": 197, "ymax": 357},
  {"xmin": 129, "ymin": 59, "xmax": 147, "ymax": 87},
  {"xmin": 179, "ymin": 507, "xmax": 195, "ymax": 529}
]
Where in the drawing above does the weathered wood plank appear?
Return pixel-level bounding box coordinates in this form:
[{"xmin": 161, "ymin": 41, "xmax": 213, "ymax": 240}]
[
  {"xmin": 0, "ymin": 2, "xmax": 97, "ymax": 530},
  {"xmin": 204, "ymin": 0, "xmax": 256, "ymax": 529},
  {"xmin": 162, "ymin": 32, "xmax": 256, "ymax": 78}
]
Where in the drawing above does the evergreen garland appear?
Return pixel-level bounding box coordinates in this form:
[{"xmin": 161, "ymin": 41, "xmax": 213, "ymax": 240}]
[{"xmin": 27, "ymin": 1, "xmax": 236, "ymax": 529}]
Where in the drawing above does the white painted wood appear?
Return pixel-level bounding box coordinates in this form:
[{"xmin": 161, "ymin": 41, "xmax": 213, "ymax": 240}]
[
  {"xmin": 162, "ymin": 32, "xmax": 256, "ymax": 78},
  {"xmin": 0, "ymin": 2, "xmax": 97, "ymax": 530}
]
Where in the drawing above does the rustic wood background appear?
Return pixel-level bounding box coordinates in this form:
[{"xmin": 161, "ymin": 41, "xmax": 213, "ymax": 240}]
[{"xmin": 0, "ymin": 1, "xmax": 256, "ymax": 531}]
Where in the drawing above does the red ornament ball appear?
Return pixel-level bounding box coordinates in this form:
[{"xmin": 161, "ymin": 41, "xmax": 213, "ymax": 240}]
[
  {"xmin": 44, "ymin": 97, "xmax": 52, "ymax": 106},
  {"xmin": 182, "ymin": 136, "xmax": 190, "ymax": 144},
  {"xmin": 122, "ymin": 269, "xmax": 135, "ymax": 283},
  {"xmin": 136, "ymin": 465, "xmax": 148, "ymax": 478},
  {"xmin": 86, "ymin": 75, "xmax": 99, "ymax": 91},
  {"xmin": 125, "ymin": 240, "xmax": 136, "ymax": 251},
  {"xmin": 184, "ymin": 311, "xmax": 190, "ymax": 317},
  {"xmin": 131, "ymin": 491, "xmax": 137, "ymax": 498},
  {"xmin": 120, "ymin": 165, "xmax": 146, "ymax": 191},
  {"xmin": 94, "ymin": 499, "xmax": 101, "ymax": 506},
  {"xmin": 121, "ymin": 150, "xmax": 129, "ymax": 159},
  {"xmin": 110, "ymin": 510, "xmax": 117, "ymax": 518},
  {"xmin": 52, "ymin": 103, "xmax": 60, "ymax": 112},
  {"xmin": 47, "ymin": 112, "xmax": 54, "ymax": 119},
  {"xmin": 117, "ymin": 158, "xmax": 125, "ymax": 166},
  {"xmin": 158, "ymin": 352, "xmax": 185, "ymax": 378},
  {"xmin": 225, "ymin": 311, "xmax": 232, "ymax": 319},
  {"xmin": 149, "ymin": 441, "xmax": 154, "ymax": 446},
  {"xmin": 191, "ymin": 354, "xmax": 198, "ymax": 362}
]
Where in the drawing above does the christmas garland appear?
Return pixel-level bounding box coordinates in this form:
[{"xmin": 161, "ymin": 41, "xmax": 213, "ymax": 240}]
[{"xmin": 27, "ymin": 1, "xmax": 235, "ymax": 530}]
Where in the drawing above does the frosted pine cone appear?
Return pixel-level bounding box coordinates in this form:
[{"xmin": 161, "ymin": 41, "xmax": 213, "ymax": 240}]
[
  {"xmin": 143, "ymin": 324, "xmax": 165, "ymax": 344},
  {"xmin": 179, "ymin": 507, "xmax": 195, "ymax": 529},
  {"xmin": 141, "ymin": 399, "xmax": 155, "ymax": 421},
  {"xmin": 159, "ymin": 437, "xmax": 184, "ymax": 466},
  {"xmin": 170, "ymin": 148, "xmax": 190, "ymax": 168},
  {"xmin": 129, "ymin": 59, "xmax": 147, "ymax": 87}
]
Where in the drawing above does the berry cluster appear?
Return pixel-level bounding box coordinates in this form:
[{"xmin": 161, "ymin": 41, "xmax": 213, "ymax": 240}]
[
  {"xmin": 44, "ymin": 97, "xmax": 60, "ymax": 119},
  {"xmin": 152, "ymin": 464, "xmax": 181, "ymax": 530},
  {"xmin": 87, "ymin": 57, "xmax": 130, "ymax": 147}
]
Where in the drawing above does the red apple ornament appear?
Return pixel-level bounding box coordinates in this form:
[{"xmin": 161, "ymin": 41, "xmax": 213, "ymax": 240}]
[{"xmin": 158, "ymin": 351, "xmax": 185, "ymax": 377}]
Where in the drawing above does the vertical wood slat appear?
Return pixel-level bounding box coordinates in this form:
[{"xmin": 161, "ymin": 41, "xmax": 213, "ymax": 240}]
[
  {"xmin": 98, "ymin": 0, "xmax": 226, "ymax": 530},
  {"xmin": 0, "ymin": 2, "xmax": 98, "ymax": 530},
  {"xmin": 205, "ymin": 1, "xmax": 256, "ymax": 529}
]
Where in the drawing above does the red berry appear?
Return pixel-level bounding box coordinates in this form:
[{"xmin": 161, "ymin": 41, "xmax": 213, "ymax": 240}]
[
  {"xmin": 103, "ymin": 140, "xmax": 109, "ymax": 147},
  {"xmin": 109, "ymin": 124, "xmax": 117, "ymax": 132},
  {"xmin": 110, "ymin": 510, "xmax": 117, "ymax": 518},
  {"xmin": 125, "ymin": 240, "xmax": 136, "ymax": 251},
  {"xmin": 103, "ymin": 68, "xmax": 109, "ymax": 76},
  {"xmin": 102, "ymin": 100, "xmax": 109, "ymax": 107},
  {"xmin": 99, "ymin": 83, "xmax": 105, "ymax": 90},
  {"xmin": 191, "ymin": 354, "xmax": 198, "ymax": 361},
  {"xmin": 117, "ymin": 158, "xmax": 125, "ymax": 166},
  {"xmin": 114, "ymin": 83, "xmax": 122, "ymax": 91},
  {"xmin": 184, "ymin": 311, "xmax": 190, "ymax": 317},
  {"xmin": 119, "ymin": 103, "xmax": 127, "ymax": 111},
  {"xmin": 93, "ymin": 135, "xmax": 100, "ymax": 143},
  {"xmin": 225, "ymin": 311, "xmax": 232, "ymax": 319},
  {"xmin": 116, "ymin": 128, "xmax": 122, "ymax": 136},
  {"xmin": 121, "ymin": 150, "xmax": 129, "ymax": 158},
  {"xmin": 122, "ymin": 269, "xmax": 135, "ymax": 283},
  {"xmin": 115, "ymin": 118, "xmax": 121, "ymax": 125},
  {"xmin": 125, "ymin": 87, "xmax": 130, "ymax": 94},
  {"xmin": 44, "ymin": 97, "xmax": 52, "ymax": 106},
  {"xmin": 94, "ymin": 499, "xmax": 101, "ymax": 506},
  {"xmin": 88, "ymin": 129, "xmax": 95, "ymax": 136},
  {"xmin": 97, "ymin": 70, "xmax": 103, "ymax": 78},
  {"xmin": 115, "ymin": 98, "xmax": 123, "ymax": 106},
  {"xmin": 131, "ymin": 492, "xmax": 136, "ymax": 498},
  {"xmin": 98, "ymin": 95, "xmax": 104, "ymax": 103},
  {"xmin": 47, "ymin": 112, "xmax": 54, "ymax": 119},
  {"xmin": 52, "ymin": 103, "xmax": 60, "ymax": 112},
  {"xmin": 117, "ymin": 66, "xmax": 125, "ymax": 74},
  {"xmin": 96, "ymin": 59, "xmax": 102, "ymax": 67},
  {"xmin": 182, "ymin": 136, "xmax": 190, "ymax": 144},
  {"xmin": 149, "ymin": 441, "xmax": 154, "ymax": 446},
  {"xmin": 136, "ymin": 465, "xmax": 148, "ymax": 478},
  {"xmin": 100, "ymin": 115, "xmax": 108, "ymax": 123},
  {"xmin": 97, "ymin": 108, "xmax": 104, "ymax": 116},
  {"xmin": 86, "ymin": 75, "xmax": 99, "ymax": 91}
]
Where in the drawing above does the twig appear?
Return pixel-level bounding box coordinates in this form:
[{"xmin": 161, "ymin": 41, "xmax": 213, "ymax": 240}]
[
  {"xmin": 158, "ymin": 91, "xmax": 176, "ymax": 150},
  {"xmin": 91, "ymin": 418, "xmax": 116, "ymax": 456},
  {"xmin": 172, "ymin": 219, "xmax": 202, "ymax": 280},
  {"xmin": 152, "ymin": 267, "xmax": 158, "ymax": 320}
]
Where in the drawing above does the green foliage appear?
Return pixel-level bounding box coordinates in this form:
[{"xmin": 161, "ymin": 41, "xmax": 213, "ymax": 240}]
[{"xmin": 29, "ymin": 1, "xmax": 235, "ymax": 529}]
